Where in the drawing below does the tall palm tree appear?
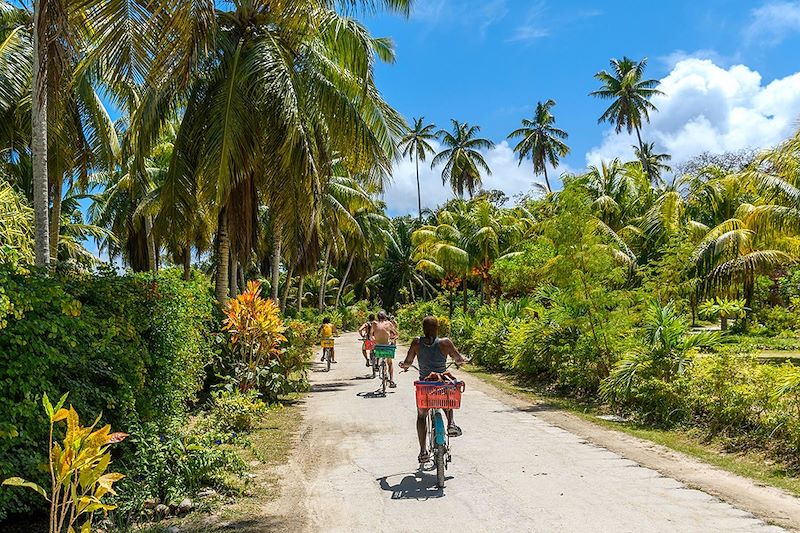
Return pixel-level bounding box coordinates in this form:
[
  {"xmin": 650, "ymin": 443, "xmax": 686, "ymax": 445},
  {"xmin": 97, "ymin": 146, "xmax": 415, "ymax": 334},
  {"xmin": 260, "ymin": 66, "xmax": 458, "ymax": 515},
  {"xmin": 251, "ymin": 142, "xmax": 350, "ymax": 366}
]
[
  {"xmin": 398, "ymin": 116, "xmax": 437, "ymax": 221},
  {"xmin": 507, "ymin": 99, "xmax": 569, "ymax": 193},
  {"xmin": 590, "ymin": 57, "xmax": 663, "ymax": 155},
  {"xmin": 31, "ymin": 0, "xmax": 51, "ymax": 267},
  {"xmin": 432, "ymin": 119, "xmax": 494, "ymax": 198}
]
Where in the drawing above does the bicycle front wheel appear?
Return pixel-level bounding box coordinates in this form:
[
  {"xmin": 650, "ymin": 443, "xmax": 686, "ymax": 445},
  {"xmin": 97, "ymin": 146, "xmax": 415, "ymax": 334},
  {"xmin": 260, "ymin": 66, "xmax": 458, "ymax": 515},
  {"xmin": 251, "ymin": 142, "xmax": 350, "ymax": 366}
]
[{"xmin": 434, "ymin": 444, "xmax": 446, "ymax": 488}]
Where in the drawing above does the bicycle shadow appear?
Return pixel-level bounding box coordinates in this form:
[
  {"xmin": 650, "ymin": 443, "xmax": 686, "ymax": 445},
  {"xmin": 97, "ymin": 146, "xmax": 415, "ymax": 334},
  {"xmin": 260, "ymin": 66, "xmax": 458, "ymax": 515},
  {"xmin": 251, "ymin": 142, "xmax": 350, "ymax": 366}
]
[
  {"xmin": 376, "ymin": 471, "xmax": 451, "ymax": 500},
  {"xmin": 357, "ymin": 390, "xmax": 394, "ymax": 399}
]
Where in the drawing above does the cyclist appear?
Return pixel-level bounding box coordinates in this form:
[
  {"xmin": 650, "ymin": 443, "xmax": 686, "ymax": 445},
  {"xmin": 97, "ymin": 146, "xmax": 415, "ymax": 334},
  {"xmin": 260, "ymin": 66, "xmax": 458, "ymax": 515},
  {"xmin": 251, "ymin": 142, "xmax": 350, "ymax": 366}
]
[
  {"xmin": 371, "ymin": 311, "xmax": 398, "ymax": 388},
  {"xmin": 399, "ymin": 316, "xmax": 468, "ymax": 463},
  {"xmin": 318, "ymin": 317, "xmax": 337, "ymax": 363},
  {"xmin": 358, "ymin": 314, "xmax": 376, "ymax": 367}
]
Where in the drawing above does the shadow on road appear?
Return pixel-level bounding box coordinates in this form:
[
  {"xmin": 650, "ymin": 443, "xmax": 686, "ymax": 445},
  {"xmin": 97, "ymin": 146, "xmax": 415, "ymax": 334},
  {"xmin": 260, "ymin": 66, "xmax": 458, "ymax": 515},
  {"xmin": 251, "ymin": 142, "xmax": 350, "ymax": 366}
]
[
  {"xmin": 310, "ymin": 382, "xmax": 353, "ymax": 393},
  {"xmin": 357, "ymin": 390, "xmax": 395, "ymax": 399},
  {"xmin": 377, "ymin": 472, "xmax": 450, "ymax": 500}
]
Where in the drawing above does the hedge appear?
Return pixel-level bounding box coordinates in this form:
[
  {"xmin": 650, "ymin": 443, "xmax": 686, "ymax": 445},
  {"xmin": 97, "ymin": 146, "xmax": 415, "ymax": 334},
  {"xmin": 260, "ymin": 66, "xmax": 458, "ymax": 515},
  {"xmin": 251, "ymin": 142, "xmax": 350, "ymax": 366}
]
[{"xmin": 0, "ymin": 264, "xmax": 217, "ymax": 519}]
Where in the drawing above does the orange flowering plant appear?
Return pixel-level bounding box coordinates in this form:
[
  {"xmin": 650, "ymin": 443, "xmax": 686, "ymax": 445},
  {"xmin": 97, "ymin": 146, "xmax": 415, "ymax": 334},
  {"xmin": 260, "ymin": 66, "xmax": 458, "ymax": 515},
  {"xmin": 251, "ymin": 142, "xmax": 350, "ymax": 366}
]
[{"xmin": 222, "ymin": 280, "xmax": 287, "ymax": 392}]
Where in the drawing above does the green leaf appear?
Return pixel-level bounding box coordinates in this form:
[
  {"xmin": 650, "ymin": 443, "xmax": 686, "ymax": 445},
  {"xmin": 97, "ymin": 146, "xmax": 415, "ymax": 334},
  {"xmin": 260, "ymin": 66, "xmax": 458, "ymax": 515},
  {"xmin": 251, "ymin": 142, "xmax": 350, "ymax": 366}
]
[
  {"xmin": 2, "ymin": 477, "xmax": 48, "ymax": 500},
  {"xmin": 42, "ymin": 393, "xmax": 53, "ymax": 419}
]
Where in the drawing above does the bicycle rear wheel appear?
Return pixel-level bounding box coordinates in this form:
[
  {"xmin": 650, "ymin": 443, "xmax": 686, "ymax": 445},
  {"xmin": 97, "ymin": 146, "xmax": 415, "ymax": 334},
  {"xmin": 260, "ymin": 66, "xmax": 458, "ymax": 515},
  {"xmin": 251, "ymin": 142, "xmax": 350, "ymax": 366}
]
[
  {"xmin": 371, "ymin": 357, "xmax": 377, "ymax": 379},
  {"xmin": 380, "ymin": 361, "xmax": 387, "ymax": 394},
  {"xmin": 325, "ymin": 348, "xmax": 331, "ymax": 372}
]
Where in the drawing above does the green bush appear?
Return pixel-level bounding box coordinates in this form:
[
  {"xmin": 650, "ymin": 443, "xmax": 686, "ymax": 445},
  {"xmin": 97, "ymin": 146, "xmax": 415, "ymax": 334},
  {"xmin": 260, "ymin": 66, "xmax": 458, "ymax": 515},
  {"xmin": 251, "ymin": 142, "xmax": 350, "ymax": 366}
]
[
  {"xmin": 395, "ymin": 298, "xmax": 449, "ymax": 340},
  {"xmin": 205, "ymin": 389, "xmax": 267, "ymax": 433},
  {"xmin": 0, "ymin": 264, "xmax": 217, "ymax": 519},
  {"xmin": 113, "ymin": 421, "xmax": 246, "ymax": 518}
]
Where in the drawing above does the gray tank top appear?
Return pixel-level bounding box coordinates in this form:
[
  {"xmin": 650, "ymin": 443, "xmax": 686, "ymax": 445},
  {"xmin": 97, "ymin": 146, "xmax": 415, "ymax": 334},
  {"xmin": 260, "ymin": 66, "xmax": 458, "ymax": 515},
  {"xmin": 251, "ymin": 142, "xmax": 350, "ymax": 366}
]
[{"xmin": 418, "ymin": 337, "xmax": 447, "ymax": 379}]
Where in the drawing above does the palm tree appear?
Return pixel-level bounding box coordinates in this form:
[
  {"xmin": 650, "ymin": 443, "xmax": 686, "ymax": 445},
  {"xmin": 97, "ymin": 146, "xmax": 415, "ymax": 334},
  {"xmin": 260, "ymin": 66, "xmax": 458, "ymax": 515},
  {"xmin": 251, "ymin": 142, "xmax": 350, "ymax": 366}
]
[
  {"xmin": 146, "ymin": 2, "xmax": 406, "ymax": 304},
  {"xmin": 432, "ymin": 119, "xmax": 494, "ymax": 198},
  {"xmin": 634, "ymin": 142, "xmax": 671, "ymax": 183},
  {"xmin": 398, "ymin": 116, "xmax": 437, "ymax": 221},
  {"xmin": 31, "ymin": 0, "xmax": 50, "ymax": 267},
  {"xmin": 507, "ymin": 99, "xmax": 569, "ymax": 193},
  {"xmin": 590, "ymin": 57, "xmax": 663, "ymax": 155}
]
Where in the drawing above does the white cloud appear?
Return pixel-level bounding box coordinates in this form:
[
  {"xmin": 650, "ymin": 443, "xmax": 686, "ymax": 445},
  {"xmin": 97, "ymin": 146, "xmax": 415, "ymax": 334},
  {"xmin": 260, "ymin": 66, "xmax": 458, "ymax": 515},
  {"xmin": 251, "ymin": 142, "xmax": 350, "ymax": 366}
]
[
  {"xmin": 383, "ymin": 141, "xmax": 569, "ymax": 216},
  {"xmin": 744, "ymin": 1, "xmax": 800, "ymax": 46},
  {"xmin": 507, "ymin": 2, "xmax": 549, "ymax": 43},
  {"xmin": 586, "ymin": 58, "xmax": 800, "ymax": 168},
  {"xmin": 411, "ymin": 0, "xmax": 508, "ymax": 37}
]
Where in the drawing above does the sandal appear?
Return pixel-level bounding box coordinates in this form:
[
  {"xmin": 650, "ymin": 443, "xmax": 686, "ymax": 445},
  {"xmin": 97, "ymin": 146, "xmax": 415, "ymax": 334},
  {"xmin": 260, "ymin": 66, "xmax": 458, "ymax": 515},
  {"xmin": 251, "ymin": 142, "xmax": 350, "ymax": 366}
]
[
  {"xmin": 389, "ymin": 381, "xmax": 397, "ymax": 388},
  {"xmin": 418, "ymin": 451, "xmax": 430, "ymax": 463}
]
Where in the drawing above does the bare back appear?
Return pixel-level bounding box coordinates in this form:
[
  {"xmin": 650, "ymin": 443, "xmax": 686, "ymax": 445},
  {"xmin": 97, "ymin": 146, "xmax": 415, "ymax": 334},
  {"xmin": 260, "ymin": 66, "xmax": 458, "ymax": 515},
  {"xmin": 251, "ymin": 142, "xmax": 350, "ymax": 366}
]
[{"xmin": 371, "ymin": 319, "xmax": 395, "ymax": 344}]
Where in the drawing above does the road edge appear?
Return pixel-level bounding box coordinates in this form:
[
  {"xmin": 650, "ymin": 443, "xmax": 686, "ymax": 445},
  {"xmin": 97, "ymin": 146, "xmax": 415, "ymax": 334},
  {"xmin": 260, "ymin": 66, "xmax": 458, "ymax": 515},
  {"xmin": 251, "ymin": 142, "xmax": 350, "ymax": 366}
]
[{"xmin": 461, "ymin": 370, "xmax": 800, "ymax": 532}]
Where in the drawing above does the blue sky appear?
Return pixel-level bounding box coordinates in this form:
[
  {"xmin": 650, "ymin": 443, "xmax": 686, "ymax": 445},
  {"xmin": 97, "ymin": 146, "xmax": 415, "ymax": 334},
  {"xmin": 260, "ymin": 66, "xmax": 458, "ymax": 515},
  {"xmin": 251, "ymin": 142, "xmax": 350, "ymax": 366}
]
[{"xmin": 363, "ymin": 0, "xmax": 800, "ymax": 214}]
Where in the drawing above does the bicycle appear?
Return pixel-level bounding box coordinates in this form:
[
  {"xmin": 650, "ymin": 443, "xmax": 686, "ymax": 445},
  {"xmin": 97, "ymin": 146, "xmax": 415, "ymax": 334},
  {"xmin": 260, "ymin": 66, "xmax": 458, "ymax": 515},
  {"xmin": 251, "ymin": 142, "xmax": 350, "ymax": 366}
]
[
  {"xmin": 404, "ymin": 362, "xmax": 465, "ymax": 488},
  {"xmin": 372, "ymin": 344, "xmax": 396, "ymax": 395},
  {"xmin": 320, "ymin": 338, "xmax": 334, "ymax": 372},
  {"xmin": 361, "ymin": 338, "xmax": 378, "ymax": 379}
]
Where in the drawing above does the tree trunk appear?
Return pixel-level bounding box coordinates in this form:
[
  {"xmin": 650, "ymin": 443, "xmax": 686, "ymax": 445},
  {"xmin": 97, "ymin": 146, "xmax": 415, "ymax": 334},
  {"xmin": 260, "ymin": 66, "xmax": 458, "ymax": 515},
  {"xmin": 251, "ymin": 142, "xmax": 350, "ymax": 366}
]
[
  {"xmin": 318, "ymin": 247, "xmax": 330, "ymax": 312},
  {"xmin": 448, "ymin": 287, "xmax": 455, "ymax": 318},
  {"xmin": 634, "ymin": 125, "xmax": 652, "ymax": 181},
  {"xmin": 270, "ymin": 228, "xmax": 282, "ymax": 302},
  {"xmin": 541, "ymin": 163, "xmax": 552, "ymax": 194},
  {"xmin": 183, "ymin": 246, "xmax": 191, "ymax": 281},
  {"xmin": 462, "ymin": 277, "xmax": 468, "ymax": 314},
  {"xmin": 144, "ymin": 215, "xmax": 157, "ymax": 271},
  {"xmin": 335, "ymin": 253, "xmax": 355, "ymax": 308},
  {"xmin": 215, "ymin": 209, "xmax": 230, "ymax": 305},
  {"xmin": 32, "ymin": 0, "xmax": 49, "ymax": 268},
  {"xmin": 297, "ymin": 275, "xmax": 304, "ymax": 311},
  {"xmin": 720, "ymin": 316, "xmax": 728, "ymax": 331},
  {"xmin": 229, "ymin": 256, "xmax": 238, "ymax": 297},
  {"xmin": 416, "ymin": 154, "xmax": 422, "ymax": 222},
  {"xmin": 48, "ymin": 176, "xmax": 62, "ymax": 260},
  {"xmin": 281, "ymin": 264, "xmax": 294, "ymax": 313}
]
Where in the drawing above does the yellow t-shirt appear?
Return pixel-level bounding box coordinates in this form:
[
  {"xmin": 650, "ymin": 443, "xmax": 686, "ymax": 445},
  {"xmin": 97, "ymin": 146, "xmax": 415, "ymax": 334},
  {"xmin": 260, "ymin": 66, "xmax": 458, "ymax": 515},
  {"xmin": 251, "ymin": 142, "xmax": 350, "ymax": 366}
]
[{"xmin": 321, "ymin": 324, "xmax": 333, "ymax": 338}]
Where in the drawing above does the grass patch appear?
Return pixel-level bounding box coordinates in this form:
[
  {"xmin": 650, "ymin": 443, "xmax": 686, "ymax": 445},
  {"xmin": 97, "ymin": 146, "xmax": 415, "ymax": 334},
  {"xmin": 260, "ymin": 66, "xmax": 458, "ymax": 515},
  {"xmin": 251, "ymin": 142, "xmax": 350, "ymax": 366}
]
[
  {"xmin": 465, "ymin": 367, "xmax": 800, "ymax": 497},
  {"xmin": 170, "ymin": 395, "xmax": 304, "ymax": 533}
]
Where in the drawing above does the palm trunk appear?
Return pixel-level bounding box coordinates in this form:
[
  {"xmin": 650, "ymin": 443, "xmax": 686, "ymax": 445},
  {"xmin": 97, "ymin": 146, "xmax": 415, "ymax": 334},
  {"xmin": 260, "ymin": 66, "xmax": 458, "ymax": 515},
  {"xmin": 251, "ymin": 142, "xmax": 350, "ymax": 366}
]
[
  {"xmin": 281, "ymin": 264, "xmax": 294, "ymax": 312},
  {"xmin": 541, "ymin": 164, "xmax": 552, "ymax": 194},
  {"xmin": 270, "ymin": 228, "xmax": 282, "ymax": 302},
  {"xmin": 462, "ymin": 277, "xmax": 468, "ymax": 314},
  {"xmin": 335, "ymin": 253, "xmax": 355, "ymax": 308},
  {"xmin": 48, "ymin": 177, "xmax": 62, "ymax": 260},
  {"xmin": 183, "ymin": 246, "xmax": 191, "ymax": 281},
  {"xmin": 416, "ymin": 154, "xmax": 422, "ymax": 222},
  {"xmin": 229, "ymin": 255, "xmax": 238, "ymax": 297},
  {"xmin": 297, "ymin": 275, "xmax": 305, "ymax": 312},
  {"xmin": 32, "ymin": 0, "xmax": 49, "ymax": 267},
  {"xmin": 448, "ymin": 287, "xmax": 455, "ymax": 318},
  {"xmin": 215, "ymin": 209, "xmax": 230, "ymax": 305},
  {"xmin": 318, "ymin": 247, "xmax": 331, "ymax": 312},
  {"xmin": 634, "ymin": 125, "xmax": 652, "ymax": 181},
  {"xmin": 144, "ymin": 215, "xmax": 157, "ymax": 271}
]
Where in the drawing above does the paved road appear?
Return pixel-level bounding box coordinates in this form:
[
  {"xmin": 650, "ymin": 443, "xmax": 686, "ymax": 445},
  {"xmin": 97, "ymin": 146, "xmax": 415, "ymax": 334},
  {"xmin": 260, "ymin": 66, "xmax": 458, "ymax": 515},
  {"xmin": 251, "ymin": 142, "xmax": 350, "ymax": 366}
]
[{"xmin": 282, "ymin": 333, "xmax": 784, "ymax": 533}]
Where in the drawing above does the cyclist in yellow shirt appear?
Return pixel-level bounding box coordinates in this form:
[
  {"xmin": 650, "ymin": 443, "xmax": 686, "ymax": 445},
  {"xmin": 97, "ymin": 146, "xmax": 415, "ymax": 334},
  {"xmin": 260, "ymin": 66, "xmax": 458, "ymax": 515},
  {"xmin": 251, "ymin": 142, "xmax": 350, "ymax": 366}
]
[{"xmin": 318, "ymin": 317, "xmax": 337, "ymax": 363}]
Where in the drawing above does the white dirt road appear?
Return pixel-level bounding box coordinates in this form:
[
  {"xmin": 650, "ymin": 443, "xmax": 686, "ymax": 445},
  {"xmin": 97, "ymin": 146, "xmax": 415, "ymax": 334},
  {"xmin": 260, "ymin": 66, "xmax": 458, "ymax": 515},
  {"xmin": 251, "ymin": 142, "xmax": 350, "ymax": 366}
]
[{"xmin": 266, "ymin": 333, "xmax": 797, "ymax": 533}]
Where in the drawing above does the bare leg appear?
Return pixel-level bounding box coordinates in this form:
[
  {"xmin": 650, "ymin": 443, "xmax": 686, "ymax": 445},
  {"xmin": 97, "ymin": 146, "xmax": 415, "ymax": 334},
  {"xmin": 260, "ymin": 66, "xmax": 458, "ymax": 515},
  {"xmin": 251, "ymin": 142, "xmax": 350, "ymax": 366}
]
[
  {"xmin": 388, "ymin": 360, "xmax": 394, "ymax": 383},
  {"xmin": 331, "ymin": 347, "xmax": 335, "ymax": 363},
  {"xmin": 362, "ymin": 348, "xmax": 368, "ymax": 361},
  {"xmin": 417, "ymin": 409, "xmax": 428, "ymax": 456},
  {"xmin": 446, "ymin": 409, "xmax": 454, "ymax": 426}
]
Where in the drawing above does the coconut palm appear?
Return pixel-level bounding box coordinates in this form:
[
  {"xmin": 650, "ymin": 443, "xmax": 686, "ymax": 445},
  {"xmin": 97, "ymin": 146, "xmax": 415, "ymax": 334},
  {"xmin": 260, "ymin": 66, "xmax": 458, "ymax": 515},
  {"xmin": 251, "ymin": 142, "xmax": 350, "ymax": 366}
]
[
  {"xmin": 432, "ymin": 119, "xmax": 494, "ymax": 198},
  {"xmin": 634, "ymin": 142, "xmax": 671, "ymax": 183},
  {"xmin": 399, "ymin": 116, "xmax": 437, "ymax": 221},
  {"xmin": 590, "ymin": 57, "xmax": 663, "ymax": 155},
  {"xmin": 507, "ymin": 99, "xmax": 569, "ymax": 193}
]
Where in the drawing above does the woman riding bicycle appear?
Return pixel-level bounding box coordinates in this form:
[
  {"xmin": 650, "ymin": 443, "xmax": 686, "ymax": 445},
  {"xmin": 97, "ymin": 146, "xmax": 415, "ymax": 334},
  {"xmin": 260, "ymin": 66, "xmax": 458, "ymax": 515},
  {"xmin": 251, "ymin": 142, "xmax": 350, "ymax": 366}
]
[
  {"xmin": 371, "ymin": 311, "xmax": 398, "ymax": 388},
  {"xmin": 399, "ymin": 316, "xmax": 468, "ymax": 463}
]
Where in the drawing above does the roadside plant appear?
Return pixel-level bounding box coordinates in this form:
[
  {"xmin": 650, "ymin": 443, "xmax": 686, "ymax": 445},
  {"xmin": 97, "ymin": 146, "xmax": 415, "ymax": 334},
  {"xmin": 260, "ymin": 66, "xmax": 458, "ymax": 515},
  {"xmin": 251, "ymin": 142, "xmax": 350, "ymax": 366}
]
[
  {"xmin": 698, "ymin": 297, "xmax": 748, "ymax": 331},
  {"xmin": 2, "ymin": 393, "xmax": 127, "ymax": 533},
  {"xmin": 223, "ymin": 280, "xmax": 287, "ymax": 392}
]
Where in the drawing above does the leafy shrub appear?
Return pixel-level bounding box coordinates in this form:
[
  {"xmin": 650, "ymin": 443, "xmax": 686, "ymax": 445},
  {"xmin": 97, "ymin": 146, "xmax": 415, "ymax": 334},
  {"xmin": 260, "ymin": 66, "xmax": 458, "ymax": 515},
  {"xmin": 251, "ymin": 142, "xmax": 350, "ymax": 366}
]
[
  {"xmin": 755, "ymin": 299, "xmax": 800, "ymax": 335},
  {"xmin": 2, "ymin": 393, "xmax": 127, "ymax": 533},
  {"xmin": 114, "ymin": 422, "xmax": 246, "ymax": 517},
  {"xmin": 205, "ymin": 390, "xmax": 266, "ymax": 433},
  {"xmin": 395, "ymin": 297, "xmax": 449, "ymax": 340},
  {"xmin": 0, "ymin": 265, "xmax": 216, "ymax": 519}
]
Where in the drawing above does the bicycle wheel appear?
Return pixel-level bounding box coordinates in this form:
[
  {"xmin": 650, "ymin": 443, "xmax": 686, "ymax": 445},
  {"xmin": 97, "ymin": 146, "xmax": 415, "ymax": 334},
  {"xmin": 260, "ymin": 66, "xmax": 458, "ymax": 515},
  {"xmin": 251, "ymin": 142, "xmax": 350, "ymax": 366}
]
[
  {"xmin": 380, "ymin": 360, "xmax": 387, "ymax": 395},
  {"xmin": 325, "ymin": 348, "xmax": 331, "ymax": 372},
  {"xmin": 371, "ymin": 356, "xmax": 377, "ymax": 379},
  {"xmin": 434, "ymin": 444, "xmax": 446, "ymax": 488}
]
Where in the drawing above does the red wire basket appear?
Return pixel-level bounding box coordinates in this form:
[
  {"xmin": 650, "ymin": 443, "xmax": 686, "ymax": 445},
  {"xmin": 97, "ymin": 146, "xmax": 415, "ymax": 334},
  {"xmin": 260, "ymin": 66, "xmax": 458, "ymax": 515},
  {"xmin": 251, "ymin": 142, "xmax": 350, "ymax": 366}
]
[{"xmin": 414, "ymin": 381, "xmax": 465, "ymax": 410}]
